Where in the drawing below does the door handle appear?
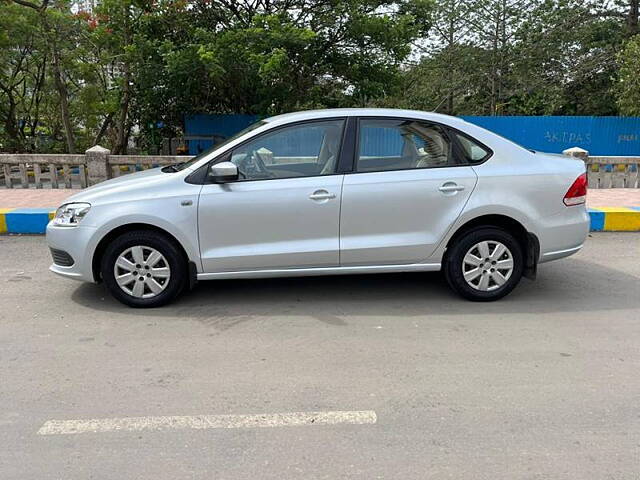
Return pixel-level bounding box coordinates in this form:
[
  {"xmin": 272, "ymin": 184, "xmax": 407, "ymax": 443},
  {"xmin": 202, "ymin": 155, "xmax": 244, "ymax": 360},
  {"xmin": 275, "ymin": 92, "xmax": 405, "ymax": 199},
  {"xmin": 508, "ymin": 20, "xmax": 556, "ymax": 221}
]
[
  {"xmin": 438, "ymin": 183, "xmax": 465, "ymax": 193},
  {"xmin": 309, "ymin": 190, "xmax": 336, "ymax": 201}
]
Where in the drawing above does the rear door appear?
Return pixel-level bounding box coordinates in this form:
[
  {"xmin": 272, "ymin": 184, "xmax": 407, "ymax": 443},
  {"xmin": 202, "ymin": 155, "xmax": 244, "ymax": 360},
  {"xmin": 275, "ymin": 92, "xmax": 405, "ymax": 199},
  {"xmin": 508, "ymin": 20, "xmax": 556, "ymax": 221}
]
[{"xmin": 339, "ymin": 117, "xmax": 478, "ymax": 266}]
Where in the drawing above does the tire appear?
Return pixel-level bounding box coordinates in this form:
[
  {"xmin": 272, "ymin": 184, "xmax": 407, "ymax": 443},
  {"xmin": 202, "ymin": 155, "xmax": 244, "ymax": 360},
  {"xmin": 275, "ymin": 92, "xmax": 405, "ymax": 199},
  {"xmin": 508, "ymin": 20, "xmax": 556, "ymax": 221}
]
[
  {"xmin": 444, "ymin": 227, "xmax": 523, "ymax": 302},
  {"xmin": 101, "ymin": 230, "xmax": 187, "ymax": 308}
]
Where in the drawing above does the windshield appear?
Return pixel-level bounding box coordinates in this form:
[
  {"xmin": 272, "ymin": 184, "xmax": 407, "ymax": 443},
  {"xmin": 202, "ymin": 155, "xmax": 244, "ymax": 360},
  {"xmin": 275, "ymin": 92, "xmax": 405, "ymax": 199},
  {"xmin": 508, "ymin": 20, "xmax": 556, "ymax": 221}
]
[{"xmin": 170, "ymin": 120, "xmax": 267, "ymax": 171}]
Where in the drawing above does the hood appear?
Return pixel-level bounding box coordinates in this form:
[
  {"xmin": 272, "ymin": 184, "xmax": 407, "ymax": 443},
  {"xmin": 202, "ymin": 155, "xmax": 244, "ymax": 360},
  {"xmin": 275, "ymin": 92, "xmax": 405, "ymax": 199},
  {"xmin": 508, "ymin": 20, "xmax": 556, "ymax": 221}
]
[{"xmin": 63, "ymin": 167, "xmax": 173, "ymax": 205}]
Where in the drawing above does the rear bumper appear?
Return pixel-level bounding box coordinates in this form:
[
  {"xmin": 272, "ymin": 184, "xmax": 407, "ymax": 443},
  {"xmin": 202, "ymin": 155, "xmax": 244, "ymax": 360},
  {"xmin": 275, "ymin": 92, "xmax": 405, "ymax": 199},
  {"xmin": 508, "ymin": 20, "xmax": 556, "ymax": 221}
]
[{"xmin": 537, "ymin": 207, "xmax": 590, "ymax": 264}]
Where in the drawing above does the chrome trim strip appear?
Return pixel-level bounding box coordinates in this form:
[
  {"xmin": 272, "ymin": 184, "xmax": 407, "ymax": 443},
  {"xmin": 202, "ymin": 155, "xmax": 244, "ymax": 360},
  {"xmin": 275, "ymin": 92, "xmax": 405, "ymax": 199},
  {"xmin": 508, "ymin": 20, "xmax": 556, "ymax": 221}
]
[
  {"xmin": 541, "ymin": 244, "xmax": 583, "ymax": 258},
  {"xmin": 197, "ymin": 263, "xmax": 441, "ymax": 280}
]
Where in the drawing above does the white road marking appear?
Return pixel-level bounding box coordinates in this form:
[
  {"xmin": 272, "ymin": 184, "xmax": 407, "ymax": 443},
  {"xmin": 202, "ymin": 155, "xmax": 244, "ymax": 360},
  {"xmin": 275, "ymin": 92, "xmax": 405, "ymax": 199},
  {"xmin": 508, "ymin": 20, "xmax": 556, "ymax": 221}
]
[{"xmin": 37, "ymin": 410, "xmax": 377, "ymax": 435}]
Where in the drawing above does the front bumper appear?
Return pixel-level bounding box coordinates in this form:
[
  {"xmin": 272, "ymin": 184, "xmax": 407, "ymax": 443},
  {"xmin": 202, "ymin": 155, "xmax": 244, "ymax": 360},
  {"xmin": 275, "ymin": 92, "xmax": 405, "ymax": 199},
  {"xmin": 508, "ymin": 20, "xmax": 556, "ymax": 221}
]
[{"xmin": 46, "ymin": 221, "xmax": 98, "ymax": 282}]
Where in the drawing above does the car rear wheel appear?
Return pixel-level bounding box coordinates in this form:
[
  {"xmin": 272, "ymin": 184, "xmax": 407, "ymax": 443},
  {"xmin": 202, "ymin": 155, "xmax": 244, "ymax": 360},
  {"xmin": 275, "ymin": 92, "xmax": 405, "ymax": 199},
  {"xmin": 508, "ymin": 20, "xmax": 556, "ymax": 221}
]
[
  {"xmin": 101, "ymin": 230, "xmax": 187, "ymax": 308},
  {"xmin": 444, "ymin": 227, "xmax": 523, "ymax": 301}
]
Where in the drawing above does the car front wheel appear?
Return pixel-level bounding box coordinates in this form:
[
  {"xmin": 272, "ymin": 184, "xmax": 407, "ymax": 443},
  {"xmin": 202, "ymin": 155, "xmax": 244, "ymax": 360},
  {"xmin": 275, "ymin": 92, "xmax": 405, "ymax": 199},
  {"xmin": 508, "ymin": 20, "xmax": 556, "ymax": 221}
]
[
  {"xmin": 101, "ymin": 230, "xmax": 187, "ymax": 308},
  {"xmin": 444, "ymin": 227, "xmax": 524, "ymax": 301}
]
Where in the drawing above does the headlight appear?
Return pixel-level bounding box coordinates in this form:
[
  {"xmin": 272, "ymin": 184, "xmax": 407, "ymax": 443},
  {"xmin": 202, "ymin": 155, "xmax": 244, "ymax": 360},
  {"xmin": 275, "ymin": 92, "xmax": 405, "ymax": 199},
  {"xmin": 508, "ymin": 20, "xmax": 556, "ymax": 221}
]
[{"xmin": 52, "ymin": 202, "xmax": 91, "ymax": 227}]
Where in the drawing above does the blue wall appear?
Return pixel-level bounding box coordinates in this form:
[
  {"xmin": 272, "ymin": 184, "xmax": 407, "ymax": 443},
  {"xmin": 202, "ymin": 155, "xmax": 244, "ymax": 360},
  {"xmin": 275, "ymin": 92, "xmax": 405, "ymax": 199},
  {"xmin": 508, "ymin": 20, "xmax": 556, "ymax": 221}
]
[
  {"xmin": 185, "ymin": 114, "xmax": 640, "ymax": 156},
  {"xmin": 257, "ymin": 122, "xmax": 340, "ymax": 156},
  {"xmin": 461, "ymin": 116, "xmax": 640, "ymax": 156},
  {"xmin": 184, "ymin": 114, "xmax": 259, "ymax": 155}
]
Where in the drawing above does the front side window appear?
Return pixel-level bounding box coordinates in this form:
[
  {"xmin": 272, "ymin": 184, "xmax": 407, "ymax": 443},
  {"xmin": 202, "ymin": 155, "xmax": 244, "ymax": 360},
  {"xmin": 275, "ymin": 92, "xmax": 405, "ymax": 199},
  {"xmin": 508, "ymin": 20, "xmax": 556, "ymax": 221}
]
[
  {"xmin": 357, "ymin": 119, "xmax": 458, "ymax": 173},
  {"xmin": 229, "ymin": 119, "xmax": 345, "ymax": 181},
  {"xmin": 170, "ymin": 120, "xmax": 267, "ymax": 172}
]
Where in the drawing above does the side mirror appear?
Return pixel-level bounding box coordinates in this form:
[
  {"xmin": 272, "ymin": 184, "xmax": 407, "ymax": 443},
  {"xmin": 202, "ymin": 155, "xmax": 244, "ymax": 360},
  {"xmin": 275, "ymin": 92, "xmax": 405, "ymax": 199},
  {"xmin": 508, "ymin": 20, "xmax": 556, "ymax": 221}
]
[{"xmin": 209, "ymin": 161, "xmax": 239, "ymax": 183}]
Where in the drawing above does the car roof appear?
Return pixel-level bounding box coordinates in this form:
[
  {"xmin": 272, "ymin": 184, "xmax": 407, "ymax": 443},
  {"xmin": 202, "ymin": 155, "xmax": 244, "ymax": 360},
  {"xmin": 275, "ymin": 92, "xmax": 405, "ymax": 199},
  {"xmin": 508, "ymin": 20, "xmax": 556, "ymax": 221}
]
[{"xmin": 264, "ymin": 108, "xmax": 468, "ymax": 127}]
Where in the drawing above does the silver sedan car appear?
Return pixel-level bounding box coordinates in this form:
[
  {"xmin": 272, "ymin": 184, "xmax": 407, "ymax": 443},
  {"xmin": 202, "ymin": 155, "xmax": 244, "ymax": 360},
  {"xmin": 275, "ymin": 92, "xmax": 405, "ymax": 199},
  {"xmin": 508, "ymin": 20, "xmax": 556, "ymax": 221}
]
[{"xmin": 46, "ymin": 109, "xmax": 590, "ymax": 307}]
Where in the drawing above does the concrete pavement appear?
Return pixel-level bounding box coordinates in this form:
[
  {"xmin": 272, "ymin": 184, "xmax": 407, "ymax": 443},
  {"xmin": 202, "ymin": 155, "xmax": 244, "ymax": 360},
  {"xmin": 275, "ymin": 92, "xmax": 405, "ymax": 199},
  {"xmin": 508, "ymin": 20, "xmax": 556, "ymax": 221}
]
[
  {"xmin": 0, "ymin": 189, "xmax": 74, "ymax": 208},
  {"xmin": 588, "ymin": 188, "xmax": 640, "ymax": 207},
  {"xmin": 0, "ymin": 233, "xmax": 639, "ymax": 479},
  {"xmin": 2, "ymin": 187, "xmax": 640, "ymax": 208}
]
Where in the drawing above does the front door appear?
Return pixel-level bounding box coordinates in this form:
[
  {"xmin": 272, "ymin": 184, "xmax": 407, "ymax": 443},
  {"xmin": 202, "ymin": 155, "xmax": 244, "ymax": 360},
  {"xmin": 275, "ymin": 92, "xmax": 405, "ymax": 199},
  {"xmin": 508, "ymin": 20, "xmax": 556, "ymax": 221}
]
[
  {"xmin": 340, "ymin": 118, "xmax": 478, "ymax": 265},
  {"xmin": 198, "ymin": 118, "xmax": 346, "ymax": 272}
]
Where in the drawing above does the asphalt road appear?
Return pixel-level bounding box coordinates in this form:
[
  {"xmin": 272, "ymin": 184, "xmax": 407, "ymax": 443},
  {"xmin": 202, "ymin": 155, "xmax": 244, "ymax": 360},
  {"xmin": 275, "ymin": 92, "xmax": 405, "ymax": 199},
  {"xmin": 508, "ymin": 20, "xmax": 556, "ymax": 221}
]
[{"xmin": 1, "ymin": 233, "xmax": 639, "ymax": 479}]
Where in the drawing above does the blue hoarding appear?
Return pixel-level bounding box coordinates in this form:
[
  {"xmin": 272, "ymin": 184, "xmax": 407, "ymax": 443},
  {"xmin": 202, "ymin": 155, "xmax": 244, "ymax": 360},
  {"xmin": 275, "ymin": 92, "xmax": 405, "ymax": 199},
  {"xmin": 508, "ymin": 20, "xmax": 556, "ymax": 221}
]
[
  {"xmin": 461, "ymin": 116, "xmax": 640, "ymax": 156},
  {"xmin": 185, "ymin": 114, "xmax": 640, "ymax": 156}
]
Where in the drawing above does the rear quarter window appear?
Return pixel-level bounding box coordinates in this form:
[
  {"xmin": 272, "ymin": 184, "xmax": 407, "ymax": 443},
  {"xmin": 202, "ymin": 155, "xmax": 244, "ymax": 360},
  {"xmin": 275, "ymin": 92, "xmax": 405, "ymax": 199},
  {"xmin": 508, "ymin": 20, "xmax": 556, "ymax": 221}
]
[{"xmin": 455, "ymin": 133, "xmax": 491, "ymax": 163}]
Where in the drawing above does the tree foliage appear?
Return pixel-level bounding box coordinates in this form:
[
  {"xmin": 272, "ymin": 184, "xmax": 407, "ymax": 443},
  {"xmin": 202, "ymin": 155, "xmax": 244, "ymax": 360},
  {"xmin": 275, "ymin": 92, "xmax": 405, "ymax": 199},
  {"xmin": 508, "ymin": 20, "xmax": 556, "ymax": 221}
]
[
  {"xmin": 617, "ymin": 34, "xmax": 640, "ymax": 116},
  {"xmin": 0, "ymin": 0, "xmax": 638, "ymax": 153},
  {"xmin": 384, "ymin": 0, "xmax": 633, "ymax": 116}
]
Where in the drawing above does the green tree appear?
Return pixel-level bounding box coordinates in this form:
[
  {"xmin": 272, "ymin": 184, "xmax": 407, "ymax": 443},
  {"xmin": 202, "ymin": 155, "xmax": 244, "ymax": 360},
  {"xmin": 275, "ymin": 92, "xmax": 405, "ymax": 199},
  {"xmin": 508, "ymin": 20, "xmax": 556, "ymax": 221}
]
[
  {"xmin": 616, "ymin": 35, "xmax": 640, "ymax": 116},
  {"xmin": 1, "ymin": 0, "xmax": 638, "ymax": 154},
  {"xmin": 386, "ymin": 0, "xmax": 628, "ymax": 116},
  {"xmin": 0, "ymin": 3, "xmax": 46, "ymax": 152},
  {"xmin": 127, "ymin": 0, "xmax": 432, "ymax": 151},
  {"xmin": 7, "ymin": 0, "xmax": 81, "ymax": 152}
]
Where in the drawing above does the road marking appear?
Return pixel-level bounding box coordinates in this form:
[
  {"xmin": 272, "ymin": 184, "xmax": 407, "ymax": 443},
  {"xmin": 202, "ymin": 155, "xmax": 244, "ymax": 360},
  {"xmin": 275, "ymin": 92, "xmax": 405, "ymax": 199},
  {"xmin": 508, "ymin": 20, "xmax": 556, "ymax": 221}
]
[{"xmin": 37, "ymin": 410, "xmax": 377, "ymax": 435}]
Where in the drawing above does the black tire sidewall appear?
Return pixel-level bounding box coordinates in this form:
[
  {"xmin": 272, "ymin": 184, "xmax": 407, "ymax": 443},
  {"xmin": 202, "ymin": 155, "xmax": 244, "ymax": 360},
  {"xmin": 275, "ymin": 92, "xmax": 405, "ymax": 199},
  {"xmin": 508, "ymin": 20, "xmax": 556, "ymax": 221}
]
[
  {"xmin": 101, "ymin": 231, "xmax": 187, "ymax": 308},
  {"xmin": 445, "ymin": 227, "xmax": 524, "ymax": 302}
]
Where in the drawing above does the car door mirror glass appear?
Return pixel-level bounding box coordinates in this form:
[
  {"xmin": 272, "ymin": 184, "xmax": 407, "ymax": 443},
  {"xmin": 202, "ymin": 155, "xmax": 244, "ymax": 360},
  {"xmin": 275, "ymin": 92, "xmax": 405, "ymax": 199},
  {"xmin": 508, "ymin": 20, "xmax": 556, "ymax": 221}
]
[{"xmin": 209, "ymin": 161, "xmax": 239, "ymax": 183}]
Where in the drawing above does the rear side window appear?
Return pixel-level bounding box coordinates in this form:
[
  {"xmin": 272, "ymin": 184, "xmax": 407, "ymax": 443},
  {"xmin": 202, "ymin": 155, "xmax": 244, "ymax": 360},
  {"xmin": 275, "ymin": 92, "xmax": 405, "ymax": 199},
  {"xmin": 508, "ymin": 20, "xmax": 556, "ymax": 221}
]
[
  {"xmin": 356, "ymin": 119, "xmax": 459, "ymax": 173},
  {"xmin": 455, "ymin": 133, "xmax": 491, "ymax": 163}
]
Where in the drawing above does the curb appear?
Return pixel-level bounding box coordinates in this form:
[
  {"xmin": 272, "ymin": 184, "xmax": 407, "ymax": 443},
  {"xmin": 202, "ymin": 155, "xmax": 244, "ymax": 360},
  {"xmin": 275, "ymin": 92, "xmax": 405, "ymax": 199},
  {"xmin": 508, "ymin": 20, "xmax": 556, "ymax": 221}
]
[
  {"xmin": 588, "ymin": 207, "xmax": 640, "ymax": 231},
  {"xmin": 1, "ymin": 208, "xmax": 55, "ymax": 234},
  {"xmin": 1, "ymin": 207, "xmax": 640, "ymax": 235}
]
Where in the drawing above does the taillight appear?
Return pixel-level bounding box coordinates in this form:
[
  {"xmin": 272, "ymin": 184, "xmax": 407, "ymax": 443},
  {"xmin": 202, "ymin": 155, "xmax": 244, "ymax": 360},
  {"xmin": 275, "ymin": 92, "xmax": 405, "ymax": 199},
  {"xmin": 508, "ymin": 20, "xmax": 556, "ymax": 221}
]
[{"xmin": 563, "ymin": 173, "xmax": 587, "ymax": 206}]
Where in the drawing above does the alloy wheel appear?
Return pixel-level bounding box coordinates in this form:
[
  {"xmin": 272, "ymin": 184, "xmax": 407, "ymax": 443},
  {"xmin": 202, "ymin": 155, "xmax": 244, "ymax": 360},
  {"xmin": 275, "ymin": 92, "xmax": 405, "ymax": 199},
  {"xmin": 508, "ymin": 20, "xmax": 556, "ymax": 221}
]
[
  {"xmin": 113, "ymin": 245, "xmax": 171, "ymax": 298},
  {"xmin": 462, "ymin": 240, "xmax": 514, "ymax": 291}
]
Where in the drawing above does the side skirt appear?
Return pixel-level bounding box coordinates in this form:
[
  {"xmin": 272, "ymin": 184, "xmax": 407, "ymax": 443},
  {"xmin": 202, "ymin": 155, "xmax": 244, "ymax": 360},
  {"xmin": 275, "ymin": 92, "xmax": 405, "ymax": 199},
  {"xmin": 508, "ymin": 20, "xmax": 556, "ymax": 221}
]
[{"xmin": 197, "ymin": 263, "xmax": 442, "ymax": 281}]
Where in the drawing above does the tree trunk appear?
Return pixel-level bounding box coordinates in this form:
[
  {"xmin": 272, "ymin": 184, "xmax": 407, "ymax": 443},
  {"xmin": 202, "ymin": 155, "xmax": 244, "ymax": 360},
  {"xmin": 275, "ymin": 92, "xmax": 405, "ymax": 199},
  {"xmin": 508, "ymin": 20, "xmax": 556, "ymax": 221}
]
[
  {"xmin": 113, "ymin": 7, "xmax": 132, "ymax": 155},
  {"xmin": 51, "ymin": 44, "xmax": 75, "ymax": 153},
  {"xmin": 446, "ymin": 17, "xmax": 455, "ymax": 114},
  {"xmin": 490, "ymin": 10, "xmax": 499, "ymax": 116},
  {"xmin": 113, "ymin": 68, "xmax": 131, "ymax": 154},
  {"xmin": 41, "ymin": 12, "xmax": 76, "ymax": 153},
  {"xmin": 94, "ymin": 112, "xmax": 114, "ymax": 146},
  {"xmin": 629, "ymin": 0, "xmax": 639, "ymax": 36},
  {"xmin": 28, "ymin": 54, "xmax": 47, "ymax": 143},
  {"xmin": 2, "ymin": 97, "xmax": 23, "ymax": 153}
]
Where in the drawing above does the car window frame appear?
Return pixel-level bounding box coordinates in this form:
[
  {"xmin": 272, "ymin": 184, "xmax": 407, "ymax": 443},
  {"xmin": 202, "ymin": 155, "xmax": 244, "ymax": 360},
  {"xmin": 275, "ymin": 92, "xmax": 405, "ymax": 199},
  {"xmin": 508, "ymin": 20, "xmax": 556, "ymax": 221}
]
[
  {"xmin": 185, "ymin": 115, "xmax": 494, "ymax": 185},
  {"xmin": 194, "ymin": 117, "xmax": 349, "ymax": 184},
  {"xmin": 349, "ymin": 116, "xmax": 493, "ymax": 175}
]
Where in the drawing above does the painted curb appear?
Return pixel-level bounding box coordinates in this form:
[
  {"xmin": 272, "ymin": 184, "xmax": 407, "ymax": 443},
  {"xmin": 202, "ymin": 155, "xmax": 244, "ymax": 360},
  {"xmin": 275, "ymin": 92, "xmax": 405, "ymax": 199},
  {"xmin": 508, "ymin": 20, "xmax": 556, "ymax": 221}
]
[
  {"xmin": 0, "ymin": 208, "xmax": 55, "ymax": 234},
  {"xmin": 0, "ymin": 207, "xmax": 639, "ymax": 235},
  {"xmin": 588, "ymin": 206, "xmax": 640, "ymax": 232}
]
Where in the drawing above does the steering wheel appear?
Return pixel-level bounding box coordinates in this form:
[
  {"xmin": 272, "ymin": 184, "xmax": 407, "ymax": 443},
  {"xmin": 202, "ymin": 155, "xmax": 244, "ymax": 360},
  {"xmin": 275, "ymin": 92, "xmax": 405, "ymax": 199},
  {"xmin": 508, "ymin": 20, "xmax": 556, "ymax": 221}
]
[
  {"xmin": 251, "ymin": 150, "xmax": 273, "ymax": 177},
  {"xmin": 240, "ymin": 150, "xmax": 273, "ymax": 179}
]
